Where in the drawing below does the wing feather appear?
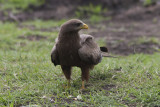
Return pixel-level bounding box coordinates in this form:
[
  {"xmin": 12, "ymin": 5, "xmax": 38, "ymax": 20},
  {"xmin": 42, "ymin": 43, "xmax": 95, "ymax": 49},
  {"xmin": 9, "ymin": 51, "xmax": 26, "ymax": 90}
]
[
  {"xmin": 78, "ymin": 34, "xmax": 102, "ymax": 65},
  {"xmin": 51, "ymin": 38, "xmax": 59, "ymax": 66}
]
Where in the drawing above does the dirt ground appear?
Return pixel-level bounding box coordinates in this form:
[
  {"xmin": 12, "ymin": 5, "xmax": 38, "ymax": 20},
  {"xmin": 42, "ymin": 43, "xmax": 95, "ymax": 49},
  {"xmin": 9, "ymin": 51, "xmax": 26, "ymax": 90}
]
[
  {"xmin": 1, "ymin": 1, "xmax": 160, "ymax": 55},
  {"xmin": 0, "ymin": 0, "xmax": 139, "ymax": 21},
  {"xmin": 90, "ymin": 5, "xmax": 160, "ymax": 55}
]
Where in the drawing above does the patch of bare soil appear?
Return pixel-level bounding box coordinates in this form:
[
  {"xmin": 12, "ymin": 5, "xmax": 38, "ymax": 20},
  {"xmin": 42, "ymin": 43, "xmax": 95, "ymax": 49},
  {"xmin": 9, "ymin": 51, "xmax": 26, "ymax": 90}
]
[
  {"xmin": 107, "ymin": 41, "xmax": 160, "ymax": 55},
  {"xmin": 18, "ymin": 35, "xmax": 47, "ymax": 41},
  {"xmin": 48, "ymin": 95, "xmax": 90, "ymax": 106},
  {"xmin": 89, "ymin": 5, "xmax": 160, "ymax": 55},
  {"xmin": 0, "ymin": 0, "xmax": 139, "ymax": 21}
]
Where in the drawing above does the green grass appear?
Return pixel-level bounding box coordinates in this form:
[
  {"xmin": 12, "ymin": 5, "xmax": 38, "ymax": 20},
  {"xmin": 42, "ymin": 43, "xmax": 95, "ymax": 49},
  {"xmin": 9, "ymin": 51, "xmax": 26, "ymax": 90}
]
[
  {"xmin": 137, "ymin": 36, "xmax": 160, "ymax": 44},
  {"xmin": 75, "ymin": 4, "xmax": 107, "ymax": 17},
  {"xmin": 0, "ymin": 20, "xmax": 160, "ymax": 106},
  {"xmin": 143, "ymin": 0, "xmax": 156, "ymax": 7},
  {"xmin": 75, "ymin": 4, "xmax": 111, "ymax": 23},
  {"xmin": 0, "ymin": 0, "xmax": 44, "ymax": 13},
  {"xmin": 22, "ymin": 19, "xmax": 67, "ymax": 29}
]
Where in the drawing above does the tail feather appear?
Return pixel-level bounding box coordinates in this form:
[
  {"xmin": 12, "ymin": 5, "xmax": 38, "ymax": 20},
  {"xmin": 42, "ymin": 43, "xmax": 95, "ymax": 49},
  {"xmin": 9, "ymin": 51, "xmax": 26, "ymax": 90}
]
[
  {"xmin": 101, "ymin": 52, "xmax": 117, "ymax": 58},
  {"xmin": 100, "ymin": 46, "xmax": 117, "ymax": 58},
  {"xmin": 100, "ymin": 47, "xmax": 108, "ymax": 52}
]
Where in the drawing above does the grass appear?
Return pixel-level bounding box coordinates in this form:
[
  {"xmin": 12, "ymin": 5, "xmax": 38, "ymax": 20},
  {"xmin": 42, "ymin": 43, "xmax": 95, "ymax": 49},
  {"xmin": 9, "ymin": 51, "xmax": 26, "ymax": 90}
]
[
  {"xmin": 143, "ymin": 0, "xmax": 156, "ymax": 7},
  {"xmin": 75, "ymin": 4, "xmax": 107, "ymax": 17},
  {"xmin": 0, "ymin": 20, "xmax": 160, "ymax": 106},
  {"xmin": 22, "ymin": 19, "xmax": 66, "ymax": 29},
  {"xmin": 137, "ymin": 36, "xmax": 160, "ymax": 44},
  {"xmin": 75, "ymin": 4, "xmax": 111, "ymax": 23},
  {"xmin": 0, "ymin": 0, "xmax": 44, "ymax": 13}
]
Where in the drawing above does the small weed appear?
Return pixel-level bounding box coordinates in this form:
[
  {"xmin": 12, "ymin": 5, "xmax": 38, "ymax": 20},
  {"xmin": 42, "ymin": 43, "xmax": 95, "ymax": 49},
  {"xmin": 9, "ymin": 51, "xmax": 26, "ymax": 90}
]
[
  {"xmin": 89, "ymin": 15, "xmax": 111, "ymax": 24},
  {"xmin": 75, "ymin": 4, "xmax": 107, "ymax": 17},
  {"xmin": 143, "ymin": 0, "xmax": 156, "ymax": 6},
  {"xmin": 0, "ymin": 0, "xmax": 44, "ymax": 13},
  {"xmin": 137, "ymin": 37, "xmax": 159, "ymax": 45},
  {"xmin": 75, "ymin": 4, "xmax": 110, "ymax": 23},
  {"xmin": 152, "ymin": 18, "xmax": 158, "ymax": 23},
  {"xmin": 95, "ymin": 37, "xmax": 107, "ymax": 46}
]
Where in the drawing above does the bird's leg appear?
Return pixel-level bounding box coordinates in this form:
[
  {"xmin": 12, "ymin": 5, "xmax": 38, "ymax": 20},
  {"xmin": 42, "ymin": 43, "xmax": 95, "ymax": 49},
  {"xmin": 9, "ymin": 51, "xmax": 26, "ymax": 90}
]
[
  {"xmin": 61, "ymin": 66, "xmax": 72, "ymax": 88},
  {"xmin": 81, "ymin": 81, "xmax": 85, "ymax": 89},
  {"xmin": 63, "ymin": 79, "xmax": 70, "ymax": 89},
  {"xmin": 67, "ymin": 79, "xmax": 71, "ymax": 88},
  {"xmin": 81, "ymin": 67, "xmax": 90, "ymax": 90}
]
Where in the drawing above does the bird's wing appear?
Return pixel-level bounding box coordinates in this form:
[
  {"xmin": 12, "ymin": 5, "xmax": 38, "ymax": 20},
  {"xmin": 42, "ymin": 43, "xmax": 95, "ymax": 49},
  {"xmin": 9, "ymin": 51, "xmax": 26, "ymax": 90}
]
[
  {"xmin": 51, "ymin": 38, "xmax": 59, "ymax": 66},
  {"xmin": 78, "ymin": 34, "xmax": 102, "ymax": 65}
]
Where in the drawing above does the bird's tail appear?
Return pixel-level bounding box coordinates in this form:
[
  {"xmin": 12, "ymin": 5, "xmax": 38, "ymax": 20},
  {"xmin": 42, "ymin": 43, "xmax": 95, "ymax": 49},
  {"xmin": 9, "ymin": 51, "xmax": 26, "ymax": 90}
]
[
  {"xmin": 101, "ymin": 52, "xmax": 118, "ymax": 58},
  {"xmin": 100, "ymin": 47, "xmax": 108, "ymax": 52},
  {"xmin": 100, "ymin": 46, "xmax": 117, "ymax": 58}
]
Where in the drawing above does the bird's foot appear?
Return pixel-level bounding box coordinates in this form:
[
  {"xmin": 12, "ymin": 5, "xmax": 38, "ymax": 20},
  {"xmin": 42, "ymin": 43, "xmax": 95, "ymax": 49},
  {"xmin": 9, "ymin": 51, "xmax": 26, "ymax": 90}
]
[
  {"xmin": 80, "ymin": 86, "xmax": 85, "ymax": 90},
  {"xmin": 63, "ymin": 85, "xmax": 70, "ymax": 89},
  {"xmin": 80, "ymin": 81, "xmax": 85, "ymax": 90},
  {"xmin": 63, "ymin": 80, "xmax": 71, "ymax": 89}
]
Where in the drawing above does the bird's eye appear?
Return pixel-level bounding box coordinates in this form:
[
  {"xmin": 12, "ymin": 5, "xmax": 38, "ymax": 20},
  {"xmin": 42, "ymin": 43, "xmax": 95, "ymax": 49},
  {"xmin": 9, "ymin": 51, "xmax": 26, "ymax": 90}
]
[{"xmin": 75, "ymin": 23, "xmax": 81, "ymax": 26}]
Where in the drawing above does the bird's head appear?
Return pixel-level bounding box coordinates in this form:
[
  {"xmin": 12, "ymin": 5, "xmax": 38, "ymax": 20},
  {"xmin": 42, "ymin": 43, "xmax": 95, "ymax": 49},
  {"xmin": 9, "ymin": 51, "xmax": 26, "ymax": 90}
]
[{"xmin": 60, "ymin": 19, "xmax": 88, "ymax": 33}]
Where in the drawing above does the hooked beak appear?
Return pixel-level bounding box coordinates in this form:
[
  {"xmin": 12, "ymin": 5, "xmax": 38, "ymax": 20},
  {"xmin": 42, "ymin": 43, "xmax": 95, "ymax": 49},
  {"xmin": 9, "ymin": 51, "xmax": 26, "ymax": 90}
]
[{"xmin": 80, "ymin": 23, "xmax": 88, "ymax": 29}]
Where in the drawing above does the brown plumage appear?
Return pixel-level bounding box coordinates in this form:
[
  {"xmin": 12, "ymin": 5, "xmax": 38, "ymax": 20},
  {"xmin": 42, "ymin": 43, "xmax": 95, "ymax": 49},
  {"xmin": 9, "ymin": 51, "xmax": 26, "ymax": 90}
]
[{"xmin": 51, "ymin": 19, "xmax": 109, "ymax": 89}]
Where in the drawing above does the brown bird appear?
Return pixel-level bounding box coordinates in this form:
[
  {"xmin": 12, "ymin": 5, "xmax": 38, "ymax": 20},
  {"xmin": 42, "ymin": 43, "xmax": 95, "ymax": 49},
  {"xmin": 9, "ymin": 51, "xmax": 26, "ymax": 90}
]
[{"xmin": 51, "ymin": 19, "xmax": 110, "ymax": 89}]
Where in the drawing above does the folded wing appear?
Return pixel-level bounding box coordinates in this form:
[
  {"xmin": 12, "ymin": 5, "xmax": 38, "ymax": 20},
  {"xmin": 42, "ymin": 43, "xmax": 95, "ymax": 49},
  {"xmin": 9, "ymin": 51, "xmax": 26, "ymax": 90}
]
[
  {"xmin": 51, "ymin": 38, "xmax": 59, "ymax": 66},
  {"xmin": 78, "ymin": 34, "xmax": 102, "ymax": 65}
]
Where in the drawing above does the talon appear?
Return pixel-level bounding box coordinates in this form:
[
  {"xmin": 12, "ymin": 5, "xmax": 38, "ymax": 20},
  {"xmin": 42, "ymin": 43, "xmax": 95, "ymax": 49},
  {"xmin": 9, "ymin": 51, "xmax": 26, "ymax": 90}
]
[{"xmin": 81, "ymin": 87, "xmax": 85, "ymax": 90}]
